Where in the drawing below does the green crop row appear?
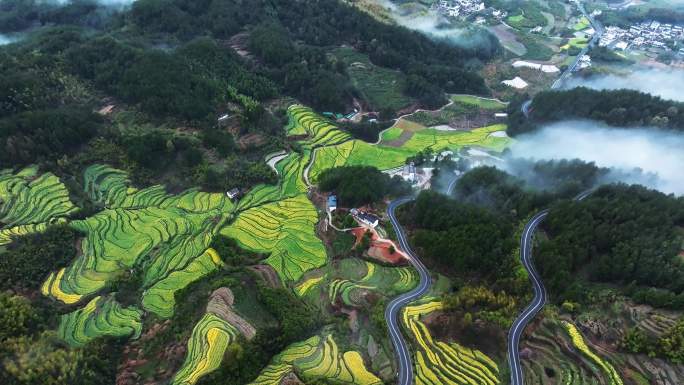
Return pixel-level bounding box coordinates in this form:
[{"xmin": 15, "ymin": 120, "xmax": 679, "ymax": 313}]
[
  {"xmin": 563, "ymin": 321, "xmax": 623, "ymax": 385},
  {"xmin": 249, "ymin": 334, "xmax": 381, "ymax": 385},
  {"xmin": 404, "ymin": 301, "xmax": 500, "ymax": 385},
  {"xmin": 172, "ymin": 313, "xmax": 239, "ymax": 385},
  {"xmin": 84, "ymin": 164, "xmax": 232, "ymax": 213},
  {"xmin": 0, "ymin": 166, "xmax": 78, "ymax": 245},
  {"xmin": 222, "ymin": 194, "xmax": 326, "ymax": 283},
  {"xmin": 287, "ymin": 105, "xmax": 352, "ymax": 148},
  {"xmin": 328, "ymin": 259, "xmax": 418, "ymax": 306},
  {"xmin": 42, "ymin": 165, "xmax": 232, "ymax": 320},
  {"xmin": 57, "ymin": 294, "xmax": 143, "ymax": 347},
  {"xmin": 142, "ymin": 248, "xmax": 224, "ymax": 318},
  {"xmin": 309, "ymin": 124, "xmax": 510, "ymax": 182}
]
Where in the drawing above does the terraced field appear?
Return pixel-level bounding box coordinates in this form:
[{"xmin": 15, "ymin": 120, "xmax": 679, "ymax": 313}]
[
  {"xmin": 521, "ymin": 319, "xmax": 604, "ymax": 385},
  {"xmin": 403, "ymin": 301, "xmax": 500, "ymax": 385},
  {"xmin": 143, "ymin": 248, "xmax": 224, "ymax": 318},
  {"xmin": 172, "ymin": 313, "xmax": 239, "ymax": 385},
  {"xmin": 284, "ymin": 104, "xmax": 511, "ymax": 183},
  {"xmin": 295, "ymin": 274, "xmax": 327, "ymax": 296},
  {"xmin": 249, "ymin": 334, "xmax": 382, "ymax": 385},
  {"xmin": 563, "ymin": 322, "xmax": 623, "ymax": 385},
  {"xmin": 519, "ymin": 305, "xmax": 684, "ymax": 385},
  {"xmin": 42, "ymin": 165, "xmax": 234, "ymax": 316},
  {"xmin": 329, "ymin": 259, "xmax": 418, "ymax": 307},
  {"xmin": 0, "ymin": 166, "xmax": 78, "ymax": 245},
  {"xmin": 450, "ymin": 95, "xmax": 507, "ymax": 110},
  {"xmin": 58, "ymin": 294, "xmax": 143, "ymax": 347},
  {"xmin": 311, "ymin": 126, "xmax": 509, "ymax": 181},
  {"xmin": 221, "ymin": 194, "xmax": 327, "ymax": 283},
  {"xmin": 0, "ymin": 101, "xmax": 517, "ymax": 384}
]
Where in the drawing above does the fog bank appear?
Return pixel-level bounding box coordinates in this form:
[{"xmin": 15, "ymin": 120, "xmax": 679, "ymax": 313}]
[
  {"xmin": 508, "ymin": 121, "xmax": 684, "ymax": 195},
  {"xmin": 50, "ymin": 0, "xmax": 135, "ymax": 6},
  {"xmin": 375, "ymin": 0, "xmax": 497, "ymax": 51},
  {"xmin": 565, "ymin": 68, "xmax": 684, "ymax": 102},
  {"xmin": 0, "ymin": 34, "xmax": 21, "ymax": 46}
]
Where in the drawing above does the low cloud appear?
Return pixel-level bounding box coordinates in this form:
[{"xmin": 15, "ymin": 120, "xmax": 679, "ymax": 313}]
[
  {"xmin": 48, "ymin": 0, "xmax": 135, "ymax": 6},
  {"xmin": 374, "ymin": 0, "xmax": 495, "ymax": 50},
  {"xmin": 0, "ymin": 34, "xmax": 21, "ymax": 46},
  {"xmin": 564, "ymin": 67, "xmax": 684, "ymax": 102},
  {"xmin": 507, "ymin": 120, "xmax": 684, "ymax": 195}
]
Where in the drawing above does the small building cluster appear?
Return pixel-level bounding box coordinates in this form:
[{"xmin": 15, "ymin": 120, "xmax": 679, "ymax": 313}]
[
  {"xmin": 327, "ymin": 195, "xmax": 337, "ymax": 212},
  {"xmin": 578, "ymin": 54, "xmax": 592, "ymax": 69},
  {"xmin": 599, "ymin": 21, "xmax": 684, "ymax": 54},
  {"xmin": 432, "ymin": 0, "xmax": 505, "ymax": 20}
]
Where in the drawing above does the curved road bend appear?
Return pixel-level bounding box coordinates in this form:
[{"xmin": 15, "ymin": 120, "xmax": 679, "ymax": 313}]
[
  {"xmin": 507, "ymin": 209, "xmax": 550, "ymax": 385},
  {"xmin": 447, "ymin": 175, "xmax": 459, "ymax": 196},
  {"xmin": 385, "ymin": 197, "xmax": 432, "ymax": 385},
  {"xmin": 508, "ymin": 189, "xmax": 594, "ymax": 385}
]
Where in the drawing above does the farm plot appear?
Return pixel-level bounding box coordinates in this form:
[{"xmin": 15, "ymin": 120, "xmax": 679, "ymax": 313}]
[
  {"xmin": 309, "ymin": 140, "xmax": 414, "ymax": 182},
  {"xmin": 520, "ymin": 318, "xmax": 600, "ymax": 385},
  {"xmin": 562, "ymin": 37, "xmax": 589, "ymax": 51},
  {"xmin": 287, "ymin": 105, "xmax": 351, "ymax": 147},
  {"xmin": 329, "ymin": 259, "xmax": 417, "ymax": 307},
  {"xmin": 58, "ymin": 294, "xmax": 143, "ymax": 347},
  {"xmin": 221, "ymin": 194, "xmax": 327, "ymax": 283},
  {"xmin": 406, "ymin": 99, "xmax": 506, "ymax": 128},
  {"xmin": 249, "ymin": 334, "xmax": 382, "ymax": 385},
  {"xmin": 563, "ymin": 321, "xmax": 623, "ymax": 385},
  {"xmin": 295, "ymin": 274, "xmax": 327, "ymax": 297},
  {"xmin": 396, "ymin": 125, "xmax": 510, "ymax": 153},
  {"xmin": 333, "ymin": 47, "xmax": 414, "ymax": 112},
  {"xmin": 142, "ymin": 248, "xmax": 224, "ymax": 319},
  {"xmin": 573, "ymin": 16, "xmax": 590, "ymax": 31},
  {"xmin": 450, "ymin": 95, "xmax": 507, "ymax": 110},
  {"xmin": 172, "ymin": 313, "xmax": 239, "ymax": 385},
  {"xmin": 403, "ymin": 301, "xmax": 500, "ymax": 385},
  {"xmin": 307, "ymin": 118, "xmax": 509, "ymax": 182},
  {"xmin": 42, "ymin": 165, "xmax": 234, "ymax": 318},
  {"xmin": 0, "ymin": 166, "xmax": 78, "ymax": 245}
]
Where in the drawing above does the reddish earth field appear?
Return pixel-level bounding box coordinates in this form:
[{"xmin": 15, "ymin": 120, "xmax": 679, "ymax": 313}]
[{"xmin": 350, "ymin": 227, "xmax": 407, "ymax": 264}]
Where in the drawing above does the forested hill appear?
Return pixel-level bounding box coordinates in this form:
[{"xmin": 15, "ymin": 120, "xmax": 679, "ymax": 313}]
[
  {"xmin": 125, "ymin": 0, "xmax": 496, "ymax": 110},
  {"xmin": 0, "ymin": 0, "xmax": 499, "ymax": 191},
  {"xmin": 2, "ymin": 0, "xmax": 498, "ymax": 117},
  {"xmin": 537, "ymin": 184, "xmax": 684, "ymax": 309},
  {"xmin": 507, "ymin": 87, "xmax": 684, "ymax": 135}
]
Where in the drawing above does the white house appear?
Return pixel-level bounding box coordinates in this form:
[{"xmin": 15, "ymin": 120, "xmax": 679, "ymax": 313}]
[{"xmin": 357, "ymin": 212, "xmax": 379, "ymax": 228}]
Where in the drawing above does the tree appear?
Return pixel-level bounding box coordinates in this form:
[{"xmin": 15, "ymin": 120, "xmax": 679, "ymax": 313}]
[
  {"xmin": 0, "ymin": 225, "xmax": 78, "ymax": 291},
  {"xmin": 0, "ymin": 293, "xmax": 39, "ymax": 342},
  {"xmin": 317, "ymin": 166, "xmax": 411, "ymax": 207}
]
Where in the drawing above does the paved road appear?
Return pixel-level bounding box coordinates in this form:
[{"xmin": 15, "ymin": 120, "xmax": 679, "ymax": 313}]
[
  {"xmin": 385, "ymin": 197, "xmax": 432, "ymax": 385},
  {"xmin": 447, "ymin": 174, "xmax": 460, "ymax": 195},
  {"xmin": 507, "ymin": 189, "xmax": 593, "ymax": 385},
  {"xmin": 507, "ymin": 209, "xmax": 550, "ymax": 385},
  {"xmin": 521, "ymin": 0, "xmax": 604, "ymax": 117}
]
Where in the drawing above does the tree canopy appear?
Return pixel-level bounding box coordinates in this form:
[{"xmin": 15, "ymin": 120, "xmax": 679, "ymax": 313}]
[{"xmin": 317, "ymin": 166, "xmax": 411, "ymax": 207}]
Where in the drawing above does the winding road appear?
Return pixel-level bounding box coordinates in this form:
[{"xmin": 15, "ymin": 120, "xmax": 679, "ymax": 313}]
[
  {"xmin": 507, "ymin": 189, "xmax": 593, "ymax": 385},
  {"xmin": 506, "ymin": 209, "xmax": 550, "ymax": 385},
  {"xmin": 510, "ymin": 5, "xmax": 603, "ymax": 379},
  {"xmin": 384, "ymin": 197, "xmax": 433, "ymax": 385}
]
